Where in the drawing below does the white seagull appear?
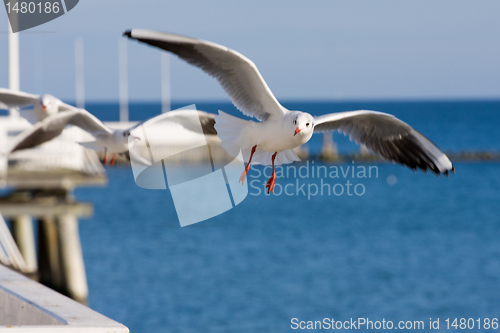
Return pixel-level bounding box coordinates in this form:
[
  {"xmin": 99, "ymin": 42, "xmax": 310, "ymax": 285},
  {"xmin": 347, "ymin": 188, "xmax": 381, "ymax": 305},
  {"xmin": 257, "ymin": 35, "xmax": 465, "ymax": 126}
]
[
  {"xmin": 6, "ymin": 108, "xmax": 217, "ymax": 166},
  {"xmin": 125, "ymin": 30, "xmax": 454, "ymax": 193},
  {"xmin": 0, "ymin": 88, "xmax": 76, "ymax": 123}
]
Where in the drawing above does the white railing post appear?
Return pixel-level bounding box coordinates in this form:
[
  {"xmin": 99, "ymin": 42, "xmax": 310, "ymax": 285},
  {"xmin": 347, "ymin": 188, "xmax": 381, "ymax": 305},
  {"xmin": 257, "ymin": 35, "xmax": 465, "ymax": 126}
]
[
  {"xmin": 0, "ymin": 123, "xmax": 7, "ymax": 179},
  {"xmin": 75, "ymin": 37, "xmax": 85, "ymax": 109},
  {"xmin": 161, "ymin": 52, "xmax": 171, "ymax": 113},
  {"xmin": 8, "ymin": 20, "xmax": 20, "ymax": 118},
  {"xmin": 119, "ymin": 38, "xmax": 129, "ymax": 122}
]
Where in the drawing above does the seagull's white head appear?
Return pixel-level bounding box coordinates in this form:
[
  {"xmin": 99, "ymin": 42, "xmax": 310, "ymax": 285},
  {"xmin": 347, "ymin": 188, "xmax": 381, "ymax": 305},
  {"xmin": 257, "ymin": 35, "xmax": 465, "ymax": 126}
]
[
  {"xmin": 289, "ymin": 111, "xmax": 314, "ymax": 144},
  {"xmin": 114, "ymin": 130, "xmax": 141, "ymax": 151},
  {"xmin": 39, "ymin": 94, "xmax": 59, "ymax": 117}
]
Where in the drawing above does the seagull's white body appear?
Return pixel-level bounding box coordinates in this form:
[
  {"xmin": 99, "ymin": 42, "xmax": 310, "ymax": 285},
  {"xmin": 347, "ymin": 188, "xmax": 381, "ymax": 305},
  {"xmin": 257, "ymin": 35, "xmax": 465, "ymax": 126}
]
[
  {"xmin": 215, "ymin": 110, "xmax": 313, "ymax": 165},
  {"xmin": 125, "ymin": 29, "xmax": 454, "ymax": 192},
  {"xmin": 78, "ymin": 130, "xmax": 130, "ymax": 155},
  {"xmin": 250, "ymin": 112, "xmax": 313, "ymax": 152}
]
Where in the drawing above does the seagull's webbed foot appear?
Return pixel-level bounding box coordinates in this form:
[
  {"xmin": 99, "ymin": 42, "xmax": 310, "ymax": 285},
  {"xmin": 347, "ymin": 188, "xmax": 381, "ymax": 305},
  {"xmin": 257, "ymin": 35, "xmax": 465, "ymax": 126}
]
[
  {"xmin": 110, "ymin": 153, "xmax": 117, "ymax": 166},
  {"xmin": 265, "ymin": 152, "xmax": 278, "ymax": 194},
  {"xmin": 265, "ymin": 174, "xmax": 276, "ymax": 193},
  {"xmin": 239, "ymin": 169, "xmax": 248, "ymax": 185},
  {"xmin": 239, "ymin": 145, "xmax": 257, "ymax": 185}
]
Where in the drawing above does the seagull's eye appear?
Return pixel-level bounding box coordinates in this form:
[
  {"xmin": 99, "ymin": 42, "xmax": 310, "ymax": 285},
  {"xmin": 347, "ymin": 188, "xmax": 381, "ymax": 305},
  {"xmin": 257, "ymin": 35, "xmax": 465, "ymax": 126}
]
[
  {"xmin": 306, "ymin": 123, "xmax": 310, "ymax": 127},
  {"xmin": 293, "ymin": 119, "xmax": 297, "ymax": 125}
]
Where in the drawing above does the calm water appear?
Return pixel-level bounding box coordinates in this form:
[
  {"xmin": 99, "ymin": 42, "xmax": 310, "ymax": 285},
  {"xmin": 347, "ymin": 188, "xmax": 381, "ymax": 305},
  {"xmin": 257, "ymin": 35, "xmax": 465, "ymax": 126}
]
[{"xmin": 74, "ymin": 101, "xmax": 500, "ymax": 332}]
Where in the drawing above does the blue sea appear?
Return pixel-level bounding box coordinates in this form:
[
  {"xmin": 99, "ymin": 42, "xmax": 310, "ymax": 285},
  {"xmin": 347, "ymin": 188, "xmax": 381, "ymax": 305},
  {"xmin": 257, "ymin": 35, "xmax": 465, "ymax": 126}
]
[{"xmin": 75, "ymin": 101, "xmax": 500, "ymax": 332}]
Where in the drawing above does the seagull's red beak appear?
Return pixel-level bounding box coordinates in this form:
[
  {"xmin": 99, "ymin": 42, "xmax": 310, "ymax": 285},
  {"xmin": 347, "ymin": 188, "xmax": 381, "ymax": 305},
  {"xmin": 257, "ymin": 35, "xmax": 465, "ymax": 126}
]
[
  {"xmin": 294, "ymin": 127, "xmax": 301, "ymax": 136},
  {"xmin": 42, "ymin": 105, "xmax": 46, "ymax": 112}
]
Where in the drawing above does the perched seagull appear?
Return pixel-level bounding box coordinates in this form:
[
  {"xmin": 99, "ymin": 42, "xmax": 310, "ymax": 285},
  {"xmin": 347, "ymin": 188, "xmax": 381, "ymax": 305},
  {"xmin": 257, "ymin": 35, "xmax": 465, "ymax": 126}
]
[
  {"xmin": 6, "ymin": 108, "xmax": 217, "ymax": 166},
  {"xmin": 0, "ymin": 88, "xmax": 76, "ymax": 123},
  {"xmin": 125, "ymin": 30, "xmax": 454, "ymax": 193}
]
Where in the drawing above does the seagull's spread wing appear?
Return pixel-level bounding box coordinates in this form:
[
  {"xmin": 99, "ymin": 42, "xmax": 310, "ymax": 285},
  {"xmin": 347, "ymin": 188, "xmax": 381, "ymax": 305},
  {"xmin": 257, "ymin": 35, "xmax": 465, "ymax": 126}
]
[
  {"xmin": 65, "ymin": 109, "xmax": 113, "ymax": 136},
  {"xmin": 0, "ymin": 88, "xmax": 39, "ymax": 109},
  {"xmin": 124, "ymin": 30, "xmax": 286, "ymax": 121},
  {"xmin": 9, "ymin": 112, "xmax": 73, "ymax": 153},
  {"xmin": 314, "ymin": 110, "xmax": 454, "ymax": 175},
  {"xmin": 134, "ymin": 109, "xmax": 217, "ymax": 135},
  {"xmin": 9, "ymin": 109, "xmax": 112, "ymax": 153},
  {"xmin": 58, "ymin": 101, "xmax": 78, "ymax": 112}
]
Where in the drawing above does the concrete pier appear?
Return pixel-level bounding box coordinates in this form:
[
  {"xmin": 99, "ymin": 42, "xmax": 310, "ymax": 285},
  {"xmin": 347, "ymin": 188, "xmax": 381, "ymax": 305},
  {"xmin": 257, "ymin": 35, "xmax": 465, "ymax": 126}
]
[
  {"xmin": 0, "ymin": 170, "xmax": 106, "ymax": 305},
  {"xmin": 0, "ymin": 264, "xmax": 129, "ymax": 332}
]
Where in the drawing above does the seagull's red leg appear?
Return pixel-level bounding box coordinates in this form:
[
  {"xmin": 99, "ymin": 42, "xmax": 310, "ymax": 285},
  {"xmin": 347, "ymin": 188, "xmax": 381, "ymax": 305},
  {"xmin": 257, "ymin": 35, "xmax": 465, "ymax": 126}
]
[
  {"xmin": 239, "ymin": 145, "xmax": 257, "ymax": 185},
  {"xmin": 110, "ymin": 153, "xmax": 117, "ymax": 166},
  {"xmin": 102, "ymin": 148, "xmax": 108, "ymax": 165},
  {"xmin": 265, "ymin": 152, "xmax": 278, "ymax": 194}
]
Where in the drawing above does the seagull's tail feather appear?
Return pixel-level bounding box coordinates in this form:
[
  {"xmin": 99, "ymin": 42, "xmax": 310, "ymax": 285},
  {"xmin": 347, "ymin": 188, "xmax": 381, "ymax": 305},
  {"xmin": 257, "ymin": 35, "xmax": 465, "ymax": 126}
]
[
  {"xmin": 77, "ymin": 141, "xmax": 103, "ymax": 152},
  {"xmin": 214, "ymin": 110, "xmax": 254, "ymax": 160},
  {"xmin": 250, "ymin": 149, "xmax": 300, "ymax": 166}
]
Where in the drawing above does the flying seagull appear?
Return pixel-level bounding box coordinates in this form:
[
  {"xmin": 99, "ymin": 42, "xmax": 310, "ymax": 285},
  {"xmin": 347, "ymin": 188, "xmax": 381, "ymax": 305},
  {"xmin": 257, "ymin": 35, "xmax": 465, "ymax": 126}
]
[
  {"xmin": 0, "ymin": 88, "xmax": 76, "ymax": 123},
  {"xmin": 125, "ymin": 30, "xmax": 454, "ymax": 193},
  {"xmin": 6, "ymin": 108, "xmax": 217, "ymax": 166}
]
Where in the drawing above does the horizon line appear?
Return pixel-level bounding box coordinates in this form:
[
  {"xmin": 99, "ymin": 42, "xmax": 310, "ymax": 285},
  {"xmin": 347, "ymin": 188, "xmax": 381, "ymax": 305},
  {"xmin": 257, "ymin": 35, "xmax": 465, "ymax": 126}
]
[{"xmin": 59, "ymin": 97, "xmax": 500, "ymax": 105}]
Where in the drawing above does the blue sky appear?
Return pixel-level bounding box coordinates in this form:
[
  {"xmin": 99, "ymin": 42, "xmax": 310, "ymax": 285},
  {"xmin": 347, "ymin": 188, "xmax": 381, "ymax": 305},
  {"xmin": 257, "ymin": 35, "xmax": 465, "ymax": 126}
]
[{"xmin": 1, "ymin": 0, "xmax": 499, "ymax": 102}]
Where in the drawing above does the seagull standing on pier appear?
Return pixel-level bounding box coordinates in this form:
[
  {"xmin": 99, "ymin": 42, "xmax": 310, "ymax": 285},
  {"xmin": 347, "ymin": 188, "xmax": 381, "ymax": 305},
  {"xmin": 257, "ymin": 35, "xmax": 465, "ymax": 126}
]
[{"xmin": 125, "ymin": 30, "xmax": 454, "ymax": 193}]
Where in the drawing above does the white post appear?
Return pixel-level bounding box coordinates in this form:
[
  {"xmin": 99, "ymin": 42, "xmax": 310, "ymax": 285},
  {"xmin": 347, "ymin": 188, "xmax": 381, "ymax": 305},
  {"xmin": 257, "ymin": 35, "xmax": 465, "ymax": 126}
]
[
  {"xmin": 8, "ymin": 20, "xmax": 20, "ymax": 118},
  {"xmin": 75, "ymin": 37, "xmax": 85, "ymax": 109},
  {"xmin": 0, "ymin": 213, "xmax": 29, "ymax": 272},
  {"xmin": 119, "ymin": 38, "xmax": 128, "ymax": 122},
  {"xmin": 161, "ymin": 52, "xmax": 171, "ymax": 113},
  {"xmin": 320, "ymin": 132, "xmax": 338, "ymax": 160},
  {"xmin": 0, "ymin": 123, "xmax": 7, "ymax": 179},
  {"xmin": 11, "ymin": 215, "xmax": 38, "ymax": 273},
  {"xmin": 57, "ymin": 214, "xmax": 88, "ymax": 304}
]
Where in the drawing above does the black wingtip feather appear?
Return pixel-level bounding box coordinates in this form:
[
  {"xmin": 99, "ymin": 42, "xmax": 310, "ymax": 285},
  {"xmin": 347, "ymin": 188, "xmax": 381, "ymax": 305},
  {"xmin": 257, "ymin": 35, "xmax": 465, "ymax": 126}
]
[{"xmin": 123, "ymin": 30, "xmax": 132, "ymax": 37}]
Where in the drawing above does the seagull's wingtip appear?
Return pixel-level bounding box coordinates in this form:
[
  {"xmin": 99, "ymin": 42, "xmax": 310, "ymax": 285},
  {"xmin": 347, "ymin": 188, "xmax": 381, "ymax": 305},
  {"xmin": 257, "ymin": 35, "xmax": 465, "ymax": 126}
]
[{"xmin": 123, "ymin": 30, "xmax": 132, "ymax": 38}]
